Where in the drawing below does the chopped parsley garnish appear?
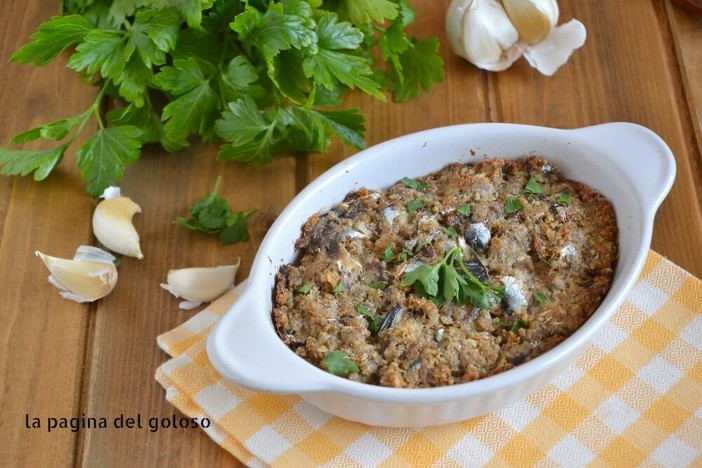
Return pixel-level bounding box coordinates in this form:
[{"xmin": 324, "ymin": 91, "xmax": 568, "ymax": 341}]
[
  {"xmin": 457, "ymin": 204, "xmax": 472, "ymax": 217},
  {"xmin": 442, "ymin": 226, "xmax": 458, "ymax": 238},
  {"xmin": 296, "ymin": 283, "xmax": 311, "ymax": 294},
  {"xmin": 370, "ymin": 281, "xmax": 388, "ymax": 290},
  {"xmin": 556, "ymin": 192, "xmax": 572, "ymax": 206},
  {"xmin": 333, "ymin": 282, "xmax": 346, "ymax": 293},
  {"xmin": 357, "ymin": 303, "xmax": 382, "ymax": 336},
  {"xmin": 383, "ymin": 246, "xmax": 395, "ymax": 261},
  {"xmin": 504, "ymin": 198, "xmax": 524, "ymax": 214},
  {"xmin": 397, "ymin": 250, "xmax": 410, "ymax": 262},
  {"xmin": 401, "ymin": 177, "xmax": 429, "ymax": 191},
  {"xmin": 499, "ymin": 319, "xmax": 529, "ymax": 332},
  {"xmin": 406, "ymin": 199, "xmax": 426, "ymax": 212},
  {"xmin": 400, "ymin": 246, "xmax": 504, "ymax": 309},
  {"xmin": 322, "ymin": 351, "xmax": 359, "ymax": 376},
  {"xmin": 524, "ymin": 176, "xmax": 546, "ymax": 195},
  {"xmin": 534, "ymin": 291, "xmax": 548, "ymax": 308}
]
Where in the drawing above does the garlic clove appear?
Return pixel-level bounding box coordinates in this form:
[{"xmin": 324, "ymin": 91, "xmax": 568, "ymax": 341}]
[
  {"xmin": 36, "ymin": 245, "xmax": 118, "ymax": 302},
  {"xmin": 523, "ymin": 19, "xmax": 587, "ymax": 76},
  {"xmin": 160, "ymin": 260, "xmax": 241, "ymax": 309},
  {"xmin": 531, "ymin": 0, "xmax": 559, "ymax": 27},
  {"xmin": 447, "ymin": 0, "xmax": 522, "ymax": 72},
  {"xmin": 501, "ymin": 0, "xmax": 557, "ymax": 45},
  {"xmin": 92, "ymin": 186, "xmax": 143, "ymax": 259}
]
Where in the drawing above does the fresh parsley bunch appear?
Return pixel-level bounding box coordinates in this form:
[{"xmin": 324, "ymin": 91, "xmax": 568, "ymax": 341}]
[{"xmin": 0, "ymin": 0, "xmax": 444, "ymax": 197}]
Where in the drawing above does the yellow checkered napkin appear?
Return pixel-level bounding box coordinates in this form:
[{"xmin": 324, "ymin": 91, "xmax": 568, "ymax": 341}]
[{"xmin": 156, "ymin": 251, "xmax": 702, "ymax": 467}]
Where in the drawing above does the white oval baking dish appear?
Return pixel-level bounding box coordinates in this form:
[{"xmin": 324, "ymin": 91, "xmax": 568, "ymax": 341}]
[{"xmin": 207, "ymin": 122, "xmax": 675, "ymax": 427}]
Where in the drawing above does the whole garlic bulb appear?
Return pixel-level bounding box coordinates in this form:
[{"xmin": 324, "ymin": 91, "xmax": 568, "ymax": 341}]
[{"xmin": 447, "ymin": 0, "xmax": 586, "ymax": 76}]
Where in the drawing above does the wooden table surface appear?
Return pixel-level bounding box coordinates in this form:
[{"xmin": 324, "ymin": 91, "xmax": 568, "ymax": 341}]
[{"xmin": 1, "ymin": 0, "xmax": 701, "ymax": 466}]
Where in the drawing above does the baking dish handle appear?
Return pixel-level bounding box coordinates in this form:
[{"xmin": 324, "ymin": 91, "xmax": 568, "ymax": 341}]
[
  {"xmin": 207, "ymin": 288, "xmax": 327, "ymax": 394},
  {"xmin": 576, "ymin": 122, "xmax": 676, "ymax": 212}
]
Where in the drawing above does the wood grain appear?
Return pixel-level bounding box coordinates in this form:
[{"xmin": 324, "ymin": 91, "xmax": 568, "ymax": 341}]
[
  {"xmin": 668, "ymin": 2, "xmax": 702, "ymax": 167},
  {"xmin": 77, "ymin": 149, "xmax": 295, "ymax": 467},
  {"xmin": 0, "ymin": 1, "xmax": 95, "ymax": 466},
  {"xmin": 1, "ymin": 0, "xmax": 702, "ymax": 465}
]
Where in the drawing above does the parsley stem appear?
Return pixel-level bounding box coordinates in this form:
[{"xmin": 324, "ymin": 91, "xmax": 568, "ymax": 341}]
[
  {"xmin": 447, "ymin": 246, "xmax": 503, "ymax": 298},
  {"xmin": 67, "ymin": 83, "xmax": 108, "ymax": 145}
]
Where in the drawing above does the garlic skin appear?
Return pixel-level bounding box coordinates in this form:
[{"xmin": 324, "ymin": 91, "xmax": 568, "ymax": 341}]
[
  {"xmin": 160, "ymin": 260, "xmax": 240, "ymax": 310},
  {"xmin": 447, "ymin": 0, "xmax": 586, "ymax": 75},
  {"xmin": 92, "ymin": 186, "xmax": 143, "ymax": 259},
  {"xmin": 36, "ymin": 245, "xmax": 118, "ymax": 303},
  {"xmin": 447, "ymin": 0, "xmax": 522, "ymax": 72},
  {"xmin": 523, "ymin": 19, "xmax": 587, "ymax": 76}
]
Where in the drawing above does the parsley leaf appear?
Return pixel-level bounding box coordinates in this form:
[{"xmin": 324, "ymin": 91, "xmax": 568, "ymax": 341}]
[
  {"xmin": 302, "ymin": 14, "xmax": 385, "ymax": 101},
  {"xmin": 219, "ymin": 56, "xmax": 264, "ymax": 102},
  {"xmin": 406, "ymin": 199, "xmax": 425, "ymax": 212},
  {"xmin": 401, "ymin": 246, "xmax": 504, "ymax": 309},
  {"xmin": 11, "ymin": 117, "xmax": 81, "ymax": 144},
  {"xmin": 534, "ymin": 292, "xmax": 547, "ymax": 308},
  {"xmin": 11, "ymin": 15, "xmax": 95, "ymax": 66},
  {"xmin": 389, "ymin": 36, "xmax": 444, "ymax": 102},
  {"xmin": 130, "ymin": 7, "xmax": 181, "ymax": 64},
  {"xmin": 499, "ymin": 319, "xmax": 529, "ymax": 332},
  {"xmin": 556, "ymin": 192, "xmax": 572, "ymax": 206},
  {"xmin": 215, "ymin": 96, "xmax": 280, "ymax": 163},
  {"xmin": 401, "ymin": 262, "xmax": 441, "ymax": 297},
  {"xmin": 504, "ymin": 198, "xmax": 524, "ymax": 214},
  {"xmin": 67, "ymin": 30, "xmax": 127, "ymax": 79},
  {"xmin": 316, "ymin": 12, "xmax": 363, "ymax": 50},
  {"xmin": 370, "ymin": 280, "xmax": 387, "ymax": 289},
  {"xmin": 231, "ymin": 4, "xmax": 315, "ymax": 63},
  {"xmin": 106, "ymin": 98, "xmax": 184, "ymax": 152},
  {"xmin": 357, "ymin": 303, "xmax": 382, "ymax": 336},
  {"xmin": 401, "ymin": 176, "xmax": 428, "ymax": 191},
  {"xmin": 154, "ymin": 57, "xmax": 220, "ymax": 145},
  {"xmin": 152, "ymin": 0, "xmax": 206, "ymax": 30},
  {"xmin": 383, "ymin": 246, "xmax": 395, "ymax": 262},
  {"xmin": 443, "ymin": 226, "xmax": 458, "ymax": 238},
  {"xmin": 296, "ymin": 283, "xmax": 311, "ymax": 294},
  {"xmin": 333, "ymin": 282, "xmax": 346, "ymax": 293},
  {"xmin": 322, "ymin": 350, "xmax": 359, "ymax": 376},
  {"xmin": 75, "ymin": 126, "xmax": 142, "ymax": 197},
  {"xmin": 457, "ymin": 204, "xmax": 471, "ymax": 217},
  {"xmin": 335, "ymin": 0, "xmax": 399, "ymax": 25},
  {"xmin": 524, "ymin": 176, "xmax": 546, "ymax": 195},
  {"xmin": 219, "ymin": 210, "xmax": 256, "ymax": 245},
  {"xmin": 0, "ymin": 145, "xmax": 68, "ymax": 181},
  {"xmin": 176, "ymin": 176, "xmax": 257, "ymax": 245},
  {"xmin": 312, "ymin": 108, "xmax": 366, "ymax": 150}
]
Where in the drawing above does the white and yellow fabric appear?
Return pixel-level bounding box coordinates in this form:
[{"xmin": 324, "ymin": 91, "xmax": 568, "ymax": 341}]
[{"xmin": 156, "ymin": 251, "xmax": 702, "ymax": 466}]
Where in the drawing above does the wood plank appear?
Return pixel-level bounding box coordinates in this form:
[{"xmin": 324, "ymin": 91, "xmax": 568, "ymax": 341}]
[
  {"xmin": 0, "ymin": 1, "xmax": 97, "ymax": 466},
  {"xmin": 78, "ymin": 144, "xmax": 295, "ymax": 466},
  {"xmin": 491, "ymin": 0, "xmax": 702, "ymax": 277},
  {"xmin": 668, "ymin": 2, "xmax": 702, "ymax": 172}
]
